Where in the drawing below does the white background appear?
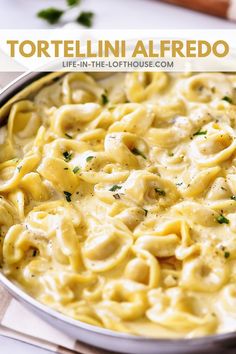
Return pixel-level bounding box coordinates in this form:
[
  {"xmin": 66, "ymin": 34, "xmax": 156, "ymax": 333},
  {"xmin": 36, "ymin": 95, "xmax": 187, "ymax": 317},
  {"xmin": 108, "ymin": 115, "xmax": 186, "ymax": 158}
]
[
  {"xmin": 0, "ymin": 0, "xmax": 235, "ymax": 29},
  {"xmin": 0, "ymin": 0, "xmax": 235, "ymax": 353}
]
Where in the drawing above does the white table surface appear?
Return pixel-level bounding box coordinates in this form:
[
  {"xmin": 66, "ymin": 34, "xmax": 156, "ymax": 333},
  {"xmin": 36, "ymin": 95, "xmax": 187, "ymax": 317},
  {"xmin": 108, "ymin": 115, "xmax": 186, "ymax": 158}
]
[
  {"xmin": 0, "ymin": 0, "xmax": 235, "ymax": 29},
  {"xmin": 0, "ymin": 1, "xmax": 235, "ymax": 353},
  {"xmin": 0, "ymin": 336, "xmax": 50, "ymax": 354}
]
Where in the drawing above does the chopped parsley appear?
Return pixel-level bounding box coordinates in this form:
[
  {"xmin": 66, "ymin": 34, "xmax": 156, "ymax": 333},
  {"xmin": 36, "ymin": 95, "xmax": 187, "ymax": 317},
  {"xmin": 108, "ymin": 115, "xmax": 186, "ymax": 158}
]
[
  {"xmin": 37, "ymin": 8, "xmax": 64, "ymax": 24},
  {"xmin": 109, "ymin": 185, "xmax": 122, "ymax": 192},
  {"xmin": 113, "ymin": 193, "xmax": 121, "ymax": 200},
  {"xmin": 131, "ymin": 147, "xmax": 146, "ymax": 159},
  {"xmin": 86, "ymin": 156, "xmax": 94, "ymax": 162},
  {"xmin": 222, "ymin": 96, "xmax": 233, "ymax": 104},
  {"xmin": 67, "ymin": 0, "xmax": 80, "ymax": 6},
  {"xmin": 168, "ymin": 152, "xmax": 174, "ymax": 157},
  {"xmin": 63, "ymin": 151, "xmax": 72, "ymax": 162},
  {"xmin": 224, "ymin": 251, "xmax": 230, "ymax": 259},
  {"xmin": 37, "ymin": 2, "xmax": 94, "ymax": 28},
  {"xmin": 143, "ymin": 209, "xmax": 148, "ymax": 216},
  {"xmin": 231, "ymin": 195, "xmax": 236, "ymax": 201},
  {"xmin": 77, "ymin": 11, "xmax": 94, "ymax": 27},
  {"xmin": 216, "ymin": 214, "xmax": 229, "ymax": 224},
  {"xmin": 73, "ymin": 166, "xmax": 80, "ymax": 174},
  {"xmin": 193, "ymin": 130, "xmax": 207, "ymax": 136},
  {"xmin": 101, "ymin": 94, "xmax": 109, "ymax": 105},
  {"xmin": 17, "ymin": 166, "xmax": 22, "ymax": 172},
  {"xmin": 65, "ymin": 133, "xmax": 72, "ymax": 139},
  {"xmin": 155, "ymin": 188, "xmax": 166, "ymax": 196},
  {"xmin": 64, "ymin": 191, "xmax": 72, "ymax": 202}
]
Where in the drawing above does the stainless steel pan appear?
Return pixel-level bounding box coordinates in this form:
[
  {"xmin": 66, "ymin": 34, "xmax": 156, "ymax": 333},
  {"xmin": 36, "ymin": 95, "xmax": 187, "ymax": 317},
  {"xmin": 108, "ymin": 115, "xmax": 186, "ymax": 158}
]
[{"xmin": 0, "ymin": 71, "xmax": 236, "ymax": 354}]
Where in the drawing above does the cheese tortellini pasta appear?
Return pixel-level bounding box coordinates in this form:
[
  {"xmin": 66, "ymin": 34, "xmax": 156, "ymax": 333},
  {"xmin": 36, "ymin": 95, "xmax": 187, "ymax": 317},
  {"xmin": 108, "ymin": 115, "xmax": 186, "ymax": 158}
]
[{"xmin": 1, "ymin": 72, "xmax": 236, "ymax": 338}]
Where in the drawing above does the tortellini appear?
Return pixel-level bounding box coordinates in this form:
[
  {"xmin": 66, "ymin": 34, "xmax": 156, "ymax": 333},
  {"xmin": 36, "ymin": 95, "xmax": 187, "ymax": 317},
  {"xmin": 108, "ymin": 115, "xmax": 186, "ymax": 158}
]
[
  {"xmin": 82, "ymin": 219, "xmax": 133, "ymax": 272},
  {"xmin": 181, "ymin": 73, "xmax": 233, "ymax": 103},
  {"xmin": 125, "ymin": 72, "xmax": 169, "ymax": 102},
  {"xmin": 147, "ymin": 288, "xmax": 218, "ymax": 335},
  {"xmin": 191, "ymin": 122, "xmax": 236, "ymax": 167},
  {"xmin": 2, "ymin": 71, "xmax": 236, "ymax": 339}
]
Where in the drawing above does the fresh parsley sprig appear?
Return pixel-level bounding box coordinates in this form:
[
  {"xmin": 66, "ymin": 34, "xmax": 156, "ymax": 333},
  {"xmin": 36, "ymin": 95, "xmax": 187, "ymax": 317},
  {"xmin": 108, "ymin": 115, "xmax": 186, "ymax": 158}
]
[
  {"xmin": 37, "ymin": 0, "xmax": 94, "ymax": 27},
  {"xmin": 216, "ymin": 214, "xmax": 229, "ymax": 224},
  {"xmin": 109, "ymin": 185, "xmax": 122, "ymax": 192},
  {"xmin": 77, "ymin": 12, "xmax": 94, "ymax": 27},
  {"xmin": 101, "ymin": 93, "xmax": 109, "ymax": 105},
  {"xmin": 37, "ymin": 8, "xmax": 64, "ymax": 25},
  {"xmin": 222, "ymin": 96, "xmax": 233, "ymax": 104},
  {"xmin": 67, "ymin": 0, "xmax": 80, "ymax": 6},
  {"xmin": 193, "ymin": 130, "xmax": 207, "ymax": 137}
]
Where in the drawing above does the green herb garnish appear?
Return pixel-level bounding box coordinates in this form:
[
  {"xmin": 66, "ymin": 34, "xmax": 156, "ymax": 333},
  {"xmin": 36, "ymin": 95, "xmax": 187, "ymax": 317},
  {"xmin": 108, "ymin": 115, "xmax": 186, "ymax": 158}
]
[
  {"xmin": 37, "ymin": 8, "xmax": 64, "ymax": 24},
  {"xmin": 101, "ymin": 94, "xmax": 109, "ymax": 105},
  {"xmin": 67, "ymin": 0, "xmax": 80, "ymax": 6},
  {"xmin": 17, "ymin": 166, "xmax": 22, "ymax": 172},
  {"xmin": 77, "ymin": 11, "xmax": 94, "ymax": 27},
  {"xmin": 73, "ymin": 166, "xmax": 80, "ymax": 174},
  {"xmin": 64, "ymin": 191, "xmax": 72, "ymax": 202},
  {"xmin": 193, "ymin": 130, "xmax": 207, "ymax": 136},
  {"xmin": 155, "ymin": 188, "xmax": 166, "ymax": 196},
  {"xmin": 231, "ymin": 195, "xmax": 236, "ymax": 201},
  {"xmin": 37, "ymin": 1, "xmax": 94, "ymax": 28},
  {"xmin": 222, "ymin": 96, "xmax": 233, "ymax": 104},
  {"xmin": 109, "ymin": 185, "xmax": 122, "ymax": 192},
  {"xmin": 63, "ymin": 151, "xmax": 72, "ymax": 162},
  {"xmin": 65, "ymin": 133, "xmax": 72, "ymax": 139},
  {"xmin": 86, "ymin": 156, "xmax": 94, "ymax": 162},
  {"xmin": 131, "ymin": 147, "xmax": 146, "ymax": 159},
  {"xmin": 224, "ymin": 251, "xmax": 230, "ymax": 259},
  {"xmin": 216, "ymin": 214, "xmax": 229, "ymax": 224}
]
